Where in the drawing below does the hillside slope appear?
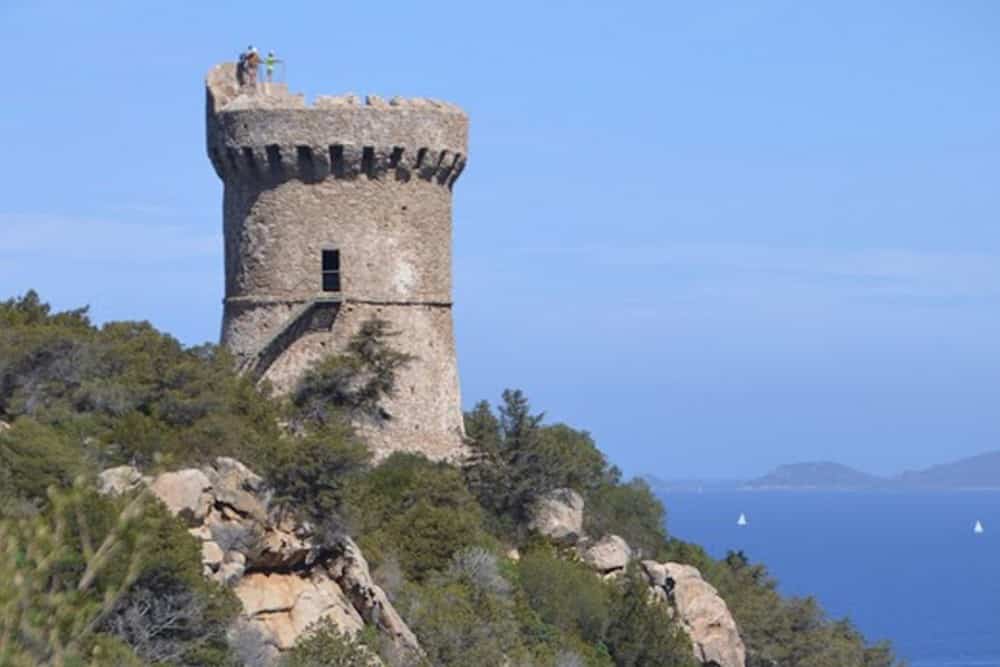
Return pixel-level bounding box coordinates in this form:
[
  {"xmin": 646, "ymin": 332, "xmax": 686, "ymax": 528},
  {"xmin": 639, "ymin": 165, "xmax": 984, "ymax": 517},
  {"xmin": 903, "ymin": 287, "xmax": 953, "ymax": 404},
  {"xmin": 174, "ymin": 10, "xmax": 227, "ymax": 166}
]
[{"xmin": 0, "ymin": 292, "xmax": 902, "ymax": 667}]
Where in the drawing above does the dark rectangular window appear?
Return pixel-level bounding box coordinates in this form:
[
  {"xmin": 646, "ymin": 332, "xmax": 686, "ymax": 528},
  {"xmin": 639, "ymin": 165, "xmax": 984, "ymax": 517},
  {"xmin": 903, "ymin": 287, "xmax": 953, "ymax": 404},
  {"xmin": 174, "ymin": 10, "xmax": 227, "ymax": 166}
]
[{"xmin": 322, "ymin": 249, "xmax": 341, "ymax": 292}]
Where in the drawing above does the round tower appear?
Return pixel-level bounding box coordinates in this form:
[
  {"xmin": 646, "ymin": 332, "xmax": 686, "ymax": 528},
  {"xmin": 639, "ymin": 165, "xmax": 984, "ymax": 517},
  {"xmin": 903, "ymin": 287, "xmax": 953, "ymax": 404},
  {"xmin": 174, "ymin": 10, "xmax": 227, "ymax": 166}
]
[{"xmin": 205, "ymin": 63, "xmax": 468, "ymax": 460}]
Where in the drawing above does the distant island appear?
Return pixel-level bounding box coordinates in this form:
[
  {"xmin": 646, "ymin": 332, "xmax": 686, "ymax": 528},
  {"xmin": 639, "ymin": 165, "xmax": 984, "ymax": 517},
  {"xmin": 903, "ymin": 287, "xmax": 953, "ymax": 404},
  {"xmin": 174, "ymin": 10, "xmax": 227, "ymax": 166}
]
[{"xmin": 648, "ymin": 450, "xmax": 1000, "ymax": 491}]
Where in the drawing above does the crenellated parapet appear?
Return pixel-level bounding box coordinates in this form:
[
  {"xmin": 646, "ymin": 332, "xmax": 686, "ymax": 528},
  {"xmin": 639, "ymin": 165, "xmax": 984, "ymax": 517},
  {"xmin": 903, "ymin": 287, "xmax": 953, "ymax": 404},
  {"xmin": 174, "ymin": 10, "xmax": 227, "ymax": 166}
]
[{"xmin": 206, "ymin": 64, "xmax": 467, "ymax": 189}]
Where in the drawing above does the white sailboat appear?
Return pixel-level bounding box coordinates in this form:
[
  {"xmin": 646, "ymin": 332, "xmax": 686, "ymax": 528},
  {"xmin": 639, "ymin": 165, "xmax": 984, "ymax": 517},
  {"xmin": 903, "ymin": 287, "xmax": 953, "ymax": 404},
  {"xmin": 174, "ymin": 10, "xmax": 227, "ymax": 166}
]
[
  {"xmin": 737, "ymin": 513, "xmax": 748, "ymax": 527},
  {"xmin": 974, "ymin": 520, "xmax": 984, "ymax": 534}
]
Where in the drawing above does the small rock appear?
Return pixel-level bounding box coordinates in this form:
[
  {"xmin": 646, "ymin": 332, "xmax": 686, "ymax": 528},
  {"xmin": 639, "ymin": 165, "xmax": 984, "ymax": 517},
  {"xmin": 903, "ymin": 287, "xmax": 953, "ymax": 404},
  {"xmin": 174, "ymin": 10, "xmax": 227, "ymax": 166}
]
[
  {"xmin": 0, "ymin": 420, "xmax": 11, "ymax": 432},
  {"xmin": 528, "ymin": 488, "xmax": 585, "ymax": 544},
  {"xmin": 581, "ymin": 535, "xmax": 632, "ymax": 573},
  {"xmin": 217, "ymin": 560, "xmax": 246, "ymax": 586},
  {"xmin": 98, "ymin": 465, "xmax": 144, "ymax": 496},
  {"xmin": 202, "ymin": 541, "xmax": 225, "ymax": 569},
  {"xmin": 226, "ymin": 550, "xmax": 247, "ymax": 566},
  {"xmin": 189, "ymin": 525, "xmax": 213, "ymax": 541},
  {"xmin": 506, "ymin": 548, "xmax": 521, "ymax": 562}
]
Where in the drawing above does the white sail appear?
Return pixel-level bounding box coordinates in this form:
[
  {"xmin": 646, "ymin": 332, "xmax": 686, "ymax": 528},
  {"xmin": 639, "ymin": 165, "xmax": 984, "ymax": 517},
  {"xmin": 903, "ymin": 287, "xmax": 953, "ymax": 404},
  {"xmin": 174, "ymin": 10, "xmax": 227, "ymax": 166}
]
[
  {"xmin": 737, "ymin": 513, "xmax": 748, "ymax": 526},
  {"xmin": 974, "ymin": 520, "xmax": 984, "ymax": 534}
]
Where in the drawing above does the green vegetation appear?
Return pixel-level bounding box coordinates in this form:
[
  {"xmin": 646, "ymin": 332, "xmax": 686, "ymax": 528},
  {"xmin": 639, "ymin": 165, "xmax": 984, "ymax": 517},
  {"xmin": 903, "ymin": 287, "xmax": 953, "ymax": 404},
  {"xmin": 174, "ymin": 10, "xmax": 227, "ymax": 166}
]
[
  {"xmin": 0, "ymin": 483, "xmax": 236, "ymax": 666},
  {"xmin": 344, "ymin": 453, "xmax": 491, "ymax": 580},
  {"xmin": 0, "ymin": 291, "xmax": 901, "ymax": 666},
  {"xmin": 281, "ymin": 620, "xmax": 372, "ymax": 667}
]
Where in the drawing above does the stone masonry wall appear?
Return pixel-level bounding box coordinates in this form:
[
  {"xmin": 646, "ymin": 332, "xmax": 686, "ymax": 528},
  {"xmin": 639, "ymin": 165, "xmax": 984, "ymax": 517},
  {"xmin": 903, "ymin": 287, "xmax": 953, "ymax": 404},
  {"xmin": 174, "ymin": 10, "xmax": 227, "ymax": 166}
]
[{"xmin": 206, "ymin": 63, "xmax": 468, "ymax": 461}]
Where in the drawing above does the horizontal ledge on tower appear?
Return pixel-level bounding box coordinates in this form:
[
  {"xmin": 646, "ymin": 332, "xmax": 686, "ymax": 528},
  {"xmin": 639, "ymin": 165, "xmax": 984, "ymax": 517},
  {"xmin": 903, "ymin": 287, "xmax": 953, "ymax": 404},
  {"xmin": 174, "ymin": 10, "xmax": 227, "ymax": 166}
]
[
  {"xmin": 209, "ymin": 142, "xmax": 466, "ymax": 189},
  {"xmin": 223, "ymin": 295, "xmax": 453, "ymax": 308}
]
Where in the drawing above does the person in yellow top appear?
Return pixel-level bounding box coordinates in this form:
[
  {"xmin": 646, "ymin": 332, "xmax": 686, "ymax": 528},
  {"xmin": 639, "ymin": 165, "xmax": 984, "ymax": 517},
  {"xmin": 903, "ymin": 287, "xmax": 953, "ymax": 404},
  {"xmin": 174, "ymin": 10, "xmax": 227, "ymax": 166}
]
[{"xmin": 265, "ymin": 51, "xmax": 282, "ymax": 83}]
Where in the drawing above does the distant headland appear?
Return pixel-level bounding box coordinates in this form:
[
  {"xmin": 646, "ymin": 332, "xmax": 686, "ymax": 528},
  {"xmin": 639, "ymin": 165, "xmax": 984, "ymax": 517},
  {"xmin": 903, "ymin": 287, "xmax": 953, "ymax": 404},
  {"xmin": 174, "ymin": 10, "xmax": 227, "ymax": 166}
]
[{"xmin": 648, "ymin": 450, "xmax": 1000, "ymax": 492}]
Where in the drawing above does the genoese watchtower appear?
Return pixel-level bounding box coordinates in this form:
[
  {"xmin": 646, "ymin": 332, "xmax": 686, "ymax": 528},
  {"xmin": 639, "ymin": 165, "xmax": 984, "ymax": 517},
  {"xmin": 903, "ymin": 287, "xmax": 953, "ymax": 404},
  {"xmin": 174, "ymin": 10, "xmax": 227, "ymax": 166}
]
[{"xmin": 205, "ymin": 63, "xmax": 468, "ymax": 460}]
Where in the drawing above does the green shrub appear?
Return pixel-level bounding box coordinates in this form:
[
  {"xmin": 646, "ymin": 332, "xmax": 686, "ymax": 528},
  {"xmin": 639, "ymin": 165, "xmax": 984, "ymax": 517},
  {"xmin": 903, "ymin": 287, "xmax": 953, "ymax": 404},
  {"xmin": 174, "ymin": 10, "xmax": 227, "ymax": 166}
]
[
  {"xmin": 264, "ymin": 422, "xmax": 371, "ymax": 527},
  {"xmin": 584, "ymin": 479, "xmax": 668, "ymax": 559},
  {"xmin": 518, "ymin": 548, "xmax": 612, "ymax": 643},
  {"xmin": 345, "ymin": 453, "xmax": 489, "ymax": 580},
  {"xmin": 0, "ymin": 477, "xmax": 239, "ymax": 667},
  {"xmin": 397, "ymin": 580, "xmax": 525, "ymax": 666},
  {"xmin": 603, "ymin": 566, "xmax": 696, "ymax": 667},
  {"xmin": 0, "ymin": 418, "xmax": 85, "ymax": 507},
  {"xmin": 464, "ymin": 391, "xmax": 614, "ymax": 528},
  {"xmin": 292, "ymin": 318, "xmax": 414, "ymax": 426},
  {"xmin": 0, "ymin": 291, "xmax": 282, "ymax": 471},
  {"xmin": 282, "ymin": 619, "xmax": 373, "ymax": 667}
]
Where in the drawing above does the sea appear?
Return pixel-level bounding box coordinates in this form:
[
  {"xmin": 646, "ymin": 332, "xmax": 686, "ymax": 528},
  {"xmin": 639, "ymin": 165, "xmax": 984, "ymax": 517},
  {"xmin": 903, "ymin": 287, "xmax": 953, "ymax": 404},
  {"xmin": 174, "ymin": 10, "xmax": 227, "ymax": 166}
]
[{"xmin": 659, "ymin": 490, "xmax": 1000, "ymax": 667}]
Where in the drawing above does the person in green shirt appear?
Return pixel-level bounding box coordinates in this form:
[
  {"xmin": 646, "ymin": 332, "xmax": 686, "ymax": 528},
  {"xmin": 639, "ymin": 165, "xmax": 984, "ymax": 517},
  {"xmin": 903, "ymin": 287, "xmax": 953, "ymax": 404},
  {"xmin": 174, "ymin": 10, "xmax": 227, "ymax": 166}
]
[{"xmin": 265, "ymin": 51, "xmax": 282, "ymax": 83}]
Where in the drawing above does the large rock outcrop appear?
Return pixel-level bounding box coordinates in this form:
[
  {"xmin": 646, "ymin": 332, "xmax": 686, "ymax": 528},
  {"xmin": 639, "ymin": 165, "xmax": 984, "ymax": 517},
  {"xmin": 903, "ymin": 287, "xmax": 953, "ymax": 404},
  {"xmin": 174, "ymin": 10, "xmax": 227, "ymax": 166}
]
[
  {"xmin": 642, "ymin": 561, "xmax": 746, "ymax": 667},
  {"xmin": 581, "ymin": 534, "xmax": 632, "ymax": 574},
  {"xmin": 528, "ymin": 488, "xmax": 585, "ymax": 544},
  {"xmin": 99, "ymin": 458, "xmax": 422, "ymax": 664}
]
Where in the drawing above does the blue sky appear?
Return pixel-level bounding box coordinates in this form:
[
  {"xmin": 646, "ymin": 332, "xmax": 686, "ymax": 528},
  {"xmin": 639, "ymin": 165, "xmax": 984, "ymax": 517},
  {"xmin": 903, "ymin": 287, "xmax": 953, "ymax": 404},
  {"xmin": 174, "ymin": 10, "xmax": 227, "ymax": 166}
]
[{"xmin": 2, "ymin": 1, "xmax": 999, "ymax": 478}]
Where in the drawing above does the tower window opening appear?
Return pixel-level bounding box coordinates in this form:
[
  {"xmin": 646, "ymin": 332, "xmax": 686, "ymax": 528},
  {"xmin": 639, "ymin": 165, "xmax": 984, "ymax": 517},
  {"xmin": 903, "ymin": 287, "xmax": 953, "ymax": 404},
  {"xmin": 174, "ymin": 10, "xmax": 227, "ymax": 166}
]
[{"xmin": 322, "ymin": 249, "xmax": 341, "ymax": 292}]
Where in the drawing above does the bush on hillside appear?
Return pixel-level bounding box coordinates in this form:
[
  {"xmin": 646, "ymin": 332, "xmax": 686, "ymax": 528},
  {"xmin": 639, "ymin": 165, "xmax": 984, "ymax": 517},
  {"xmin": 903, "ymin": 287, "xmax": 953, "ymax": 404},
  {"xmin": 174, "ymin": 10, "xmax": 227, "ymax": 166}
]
[
  {"xmin": 0, "ymin": 483, "xmax": 238, "ymax": 666},
  {"xmin": 584, "ymin": 479, "xmax": 668, "ymax": 559},
  {"xmin": 292, "ymin": 318, "xmax": 415, "ymax": 427},
  {"xmin": 517, "ymin": 548, "xmax": 612, "ymax": 644},
  {"xmin": 0, "ymin": 418, "xmax": 86, "ymax": 508},
  {"xmin": 344, "ymin": 453, "xmax": 490, "ymax": 580},
  {"xmin": 264, "ymin": 421, "xmax": 370, "ymax": 527},
  {"xmin": 603, "ymin": 565, "xmax": 697, "ymax": 667},
  {"xmin": 464, "ymin": 391, "xmax": 670, "ymax": 559},
  {"xmin": 0, "ymin": 291, "xmax": 281, "ymax": 475},
  {"xmin": 281, "ymin": 619, "xmax": 373, "ymax": 667},
  {"xmin": 464, "ymin": 391, "xmax": 615, "ymax": 527}
]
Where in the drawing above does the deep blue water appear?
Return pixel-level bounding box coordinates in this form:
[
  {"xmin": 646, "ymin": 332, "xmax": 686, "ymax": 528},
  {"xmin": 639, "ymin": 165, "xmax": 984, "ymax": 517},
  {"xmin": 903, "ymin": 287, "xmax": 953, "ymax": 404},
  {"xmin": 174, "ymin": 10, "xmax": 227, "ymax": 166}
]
[{"xmin": 660, "ymin": 491, "xmax": 1000, "ymax": 667}]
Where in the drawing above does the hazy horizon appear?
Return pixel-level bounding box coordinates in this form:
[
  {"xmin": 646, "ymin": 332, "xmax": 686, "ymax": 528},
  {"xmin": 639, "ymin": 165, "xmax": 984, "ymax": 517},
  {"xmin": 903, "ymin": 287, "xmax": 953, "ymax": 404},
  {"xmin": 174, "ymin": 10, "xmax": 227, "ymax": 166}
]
[{"xmin": 3, "ymin": 1, "xmax": 999, "ymax": 479}]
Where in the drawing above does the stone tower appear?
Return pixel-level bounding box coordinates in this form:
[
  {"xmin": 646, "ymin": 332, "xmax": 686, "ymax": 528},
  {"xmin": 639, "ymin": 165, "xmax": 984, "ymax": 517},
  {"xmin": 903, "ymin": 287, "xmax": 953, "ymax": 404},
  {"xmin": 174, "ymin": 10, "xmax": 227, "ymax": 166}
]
[{"xmin": 205, "ymin": 64, "xmax": 468, "ymax": 461}]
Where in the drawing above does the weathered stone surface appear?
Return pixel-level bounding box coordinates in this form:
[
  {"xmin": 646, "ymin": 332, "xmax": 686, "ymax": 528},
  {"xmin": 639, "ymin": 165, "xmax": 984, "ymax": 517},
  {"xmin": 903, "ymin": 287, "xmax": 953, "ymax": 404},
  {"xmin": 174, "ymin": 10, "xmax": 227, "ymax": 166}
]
[
  {"xmin": 641, "ymin": 559, "xmax": 670, "ymax": 588},
  {"xmin": 97, "ymin": 465, "xmax": 145, "ymax": 496},
  {"xmin": 206, "ymin": 62, "xmax": 469, "ymax": 463},
  {"xmin": 99, "ymin": 457, "xmax": 420, "ymax": 661},
  {"xmin": 255, "ymin": 527, "xmax": 314, "ymax": 570},
  {"xmin": 235, "ymin": 572, "xmax": 364, "ymax": 651},
  {"xmin": 581, "ymin": 535, "xmax": 632, "ymax": 573},
  {"xmin": 202, "ymin": 540, "xmax": 225, "ymax": 569},
  {"xmin": 149, "ymin": 469, "xmax": 212, "ymax": 523},
  {"xmin": 218, "ymin": 560, "xmax": 246, "ymax": 587},
  {"xmin": 529, "ymin": 488, "xmax": 585, "ymax": 543},
  {"xmin": 328, "ymin": 537, "xmax": 422, "ymax": 657},
  {"xmin": 643, "ymin": 562, "xmax": 746, "ymax": 667},
  {"xmin": 207, "ymin": 456, "xmax": 268, "ymax": 522}
]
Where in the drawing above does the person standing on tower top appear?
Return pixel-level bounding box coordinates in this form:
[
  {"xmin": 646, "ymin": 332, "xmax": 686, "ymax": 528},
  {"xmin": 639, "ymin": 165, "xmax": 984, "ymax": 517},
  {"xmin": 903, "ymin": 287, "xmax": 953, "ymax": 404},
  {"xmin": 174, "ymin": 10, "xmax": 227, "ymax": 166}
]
[
  {"xmin": 265, "ymin": 51, "xmax": 282, "ymax": 83},
  {"xmin": 241, "ymin": 45, "xmax": 260, "ymax": 87}
]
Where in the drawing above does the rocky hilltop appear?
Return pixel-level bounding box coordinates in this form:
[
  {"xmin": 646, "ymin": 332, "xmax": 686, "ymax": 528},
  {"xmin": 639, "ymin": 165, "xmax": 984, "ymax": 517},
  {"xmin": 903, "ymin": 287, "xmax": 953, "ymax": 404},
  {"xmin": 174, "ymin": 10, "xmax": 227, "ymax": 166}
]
[
  {"xmin": 99, "ymin": 461, "xmax": 745, "ymax": 667},
  {"xmin": 0, "ymin": 292, "xmax": 901, "ymax": 667}
]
